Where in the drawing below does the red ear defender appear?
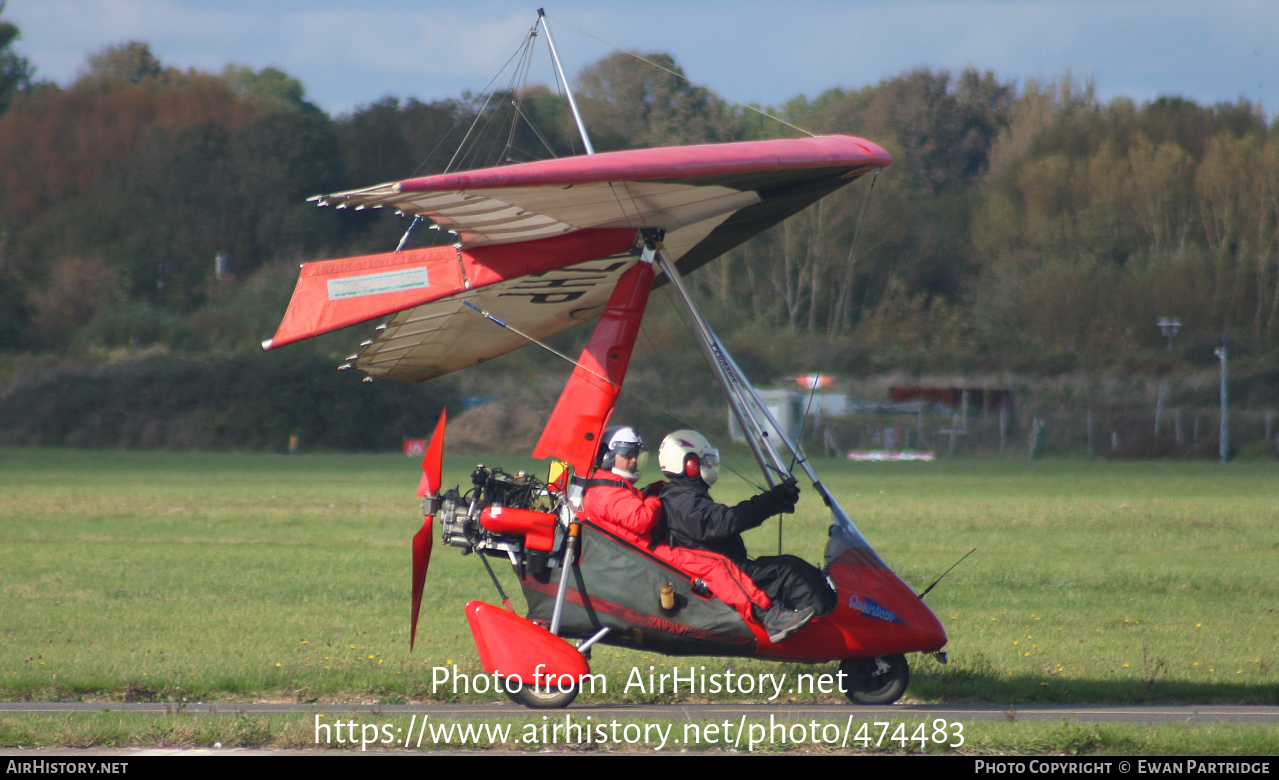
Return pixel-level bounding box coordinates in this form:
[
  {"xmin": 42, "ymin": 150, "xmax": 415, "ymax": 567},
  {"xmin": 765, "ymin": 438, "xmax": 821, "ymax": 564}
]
[{"xmin": 684, "ymin": 454, "xmax": 700, "ymax": 479}]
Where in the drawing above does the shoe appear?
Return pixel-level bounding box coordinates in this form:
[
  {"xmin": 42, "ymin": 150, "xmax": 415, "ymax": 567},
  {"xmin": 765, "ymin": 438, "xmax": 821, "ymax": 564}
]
[{"xmin": 764, "ymin": 606, "xmax": 815, "ymax": 644}]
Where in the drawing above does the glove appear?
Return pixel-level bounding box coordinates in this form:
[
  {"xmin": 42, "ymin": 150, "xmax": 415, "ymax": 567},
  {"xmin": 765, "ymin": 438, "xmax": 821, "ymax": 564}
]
[
  {"xmin": 642, "ymin": 480, "xmax": 666, "ymax": 498},
  {"xmin": 767, "ymin": 480, "xmax": 800, "ymax": 513}
]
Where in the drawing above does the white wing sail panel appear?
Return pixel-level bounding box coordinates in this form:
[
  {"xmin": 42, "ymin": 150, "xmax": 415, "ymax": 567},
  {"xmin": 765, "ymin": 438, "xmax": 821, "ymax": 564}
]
[{"xmin": 356, "ymin": 252, "xmax": 639, "ymax": 383}]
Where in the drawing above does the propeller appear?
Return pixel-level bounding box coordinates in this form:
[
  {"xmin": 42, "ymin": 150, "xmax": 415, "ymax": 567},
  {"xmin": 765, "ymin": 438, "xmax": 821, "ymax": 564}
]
[{"xmin": 411, "ymin": 408, "xmax": 447, "ymax": 651}]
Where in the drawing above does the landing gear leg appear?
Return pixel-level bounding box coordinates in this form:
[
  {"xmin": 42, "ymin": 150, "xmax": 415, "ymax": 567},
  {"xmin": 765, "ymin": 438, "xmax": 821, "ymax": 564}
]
[{"xmin": 839, "ymin": 654, "xmax": 909, "ymax": 705}]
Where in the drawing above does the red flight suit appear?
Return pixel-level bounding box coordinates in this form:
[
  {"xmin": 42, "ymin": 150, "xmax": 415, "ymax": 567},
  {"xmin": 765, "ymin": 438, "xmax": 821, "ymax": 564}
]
[{"xmin": 580, "ymin": 469, "xmax": 771, "ymax": 620}]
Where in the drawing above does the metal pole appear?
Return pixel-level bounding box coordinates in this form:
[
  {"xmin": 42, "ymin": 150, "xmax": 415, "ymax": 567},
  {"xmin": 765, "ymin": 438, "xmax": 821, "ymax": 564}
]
[
  {"xmin": 1154, "ymin": 382, "xmax": 1166, "ymax": 436},
  {"xmin": 549, "ymin": 520, "xmax": 580, "ymax": 636},
  {"xmin": 1215, "ymin": 338, "xmax": 1228, "ymax": 463},
  {"xmin": 1155, "ymin": 318, "xmax": 1181, "ymax": 438},
  {"xmin": 538, "ymin": 9, "xmax": 595, "ymax": 155}
]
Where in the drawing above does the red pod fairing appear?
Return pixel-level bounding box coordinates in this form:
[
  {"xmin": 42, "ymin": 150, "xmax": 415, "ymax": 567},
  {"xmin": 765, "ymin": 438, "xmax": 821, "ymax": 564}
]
[
  {"xmin": 465, "ymin": 601, "xmax": 590, "ymax": 685},
  {"xmin": 756, "ymin": 524, "xmax": 947, "ymax": 661}
]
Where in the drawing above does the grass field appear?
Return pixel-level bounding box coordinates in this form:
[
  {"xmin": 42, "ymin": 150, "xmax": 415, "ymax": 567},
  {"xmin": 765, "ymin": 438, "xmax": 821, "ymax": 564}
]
[{"xmin": 2, "ymin": 448, "xmax": 1276, "ymax": 752}]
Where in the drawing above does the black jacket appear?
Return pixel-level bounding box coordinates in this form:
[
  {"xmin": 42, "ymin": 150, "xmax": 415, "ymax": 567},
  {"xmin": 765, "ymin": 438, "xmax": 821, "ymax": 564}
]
[{"xmin": 658, "ymin": 475, "xmax": 790, "ymax": 564}]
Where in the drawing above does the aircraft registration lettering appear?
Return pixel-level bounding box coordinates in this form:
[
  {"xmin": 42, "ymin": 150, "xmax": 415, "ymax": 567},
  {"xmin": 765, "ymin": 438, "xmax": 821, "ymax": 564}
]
[
  {"xmin": 327, "ymin": 268, "xmax": 430, "ymax": 301},
  {"xmin": 498, "ymin": 259, "xmax": 631, "ymax": 305}
]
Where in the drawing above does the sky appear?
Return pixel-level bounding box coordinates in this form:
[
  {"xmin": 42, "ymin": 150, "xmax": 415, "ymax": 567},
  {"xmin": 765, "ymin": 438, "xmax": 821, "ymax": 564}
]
[{"xmin": 6, "ymin": 0, "xmax": 1279, "ymax": 119}]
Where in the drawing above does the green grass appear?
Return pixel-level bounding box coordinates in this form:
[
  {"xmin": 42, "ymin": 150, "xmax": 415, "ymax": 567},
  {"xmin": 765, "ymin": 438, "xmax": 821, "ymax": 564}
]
[{"xmin": 1, "ymin": 449, "xmax": 1277, "ymax": 752}]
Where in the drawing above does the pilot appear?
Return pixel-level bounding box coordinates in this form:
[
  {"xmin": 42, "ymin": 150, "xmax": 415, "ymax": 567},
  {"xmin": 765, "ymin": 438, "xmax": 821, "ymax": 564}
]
[
  {"xmin": 657, "ymin": 429, "xmax": 837, "ymax": 644},
  {"xmin": 580, "ymin": 426, "xmax": 664, "ymax": 547}
]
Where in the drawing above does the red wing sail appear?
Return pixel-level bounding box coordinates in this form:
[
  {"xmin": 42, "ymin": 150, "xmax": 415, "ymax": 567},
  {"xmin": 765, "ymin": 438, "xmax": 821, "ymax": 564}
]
[
  {"xmin": 264, "ymin": 229, "xmax": 634, "ymax": 382},
  {"xmin": 531, "ymin": 259, "xmax": 656, "ymax": 474}
]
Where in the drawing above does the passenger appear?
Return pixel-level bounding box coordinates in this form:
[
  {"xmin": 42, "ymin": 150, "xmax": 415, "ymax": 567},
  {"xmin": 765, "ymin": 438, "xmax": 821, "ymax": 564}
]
[{"xmin": 657, "ymin": 429, "xmax": 837, "ymax": 644}]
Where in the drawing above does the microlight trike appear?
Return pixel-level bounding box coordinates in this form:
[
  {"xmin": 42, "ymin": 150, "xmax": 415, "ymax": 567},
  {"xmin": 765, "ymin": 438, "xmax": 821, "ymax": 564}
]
[{"xmin": 263, "ymin": 10, "xmax": 948, "ymax": 709}]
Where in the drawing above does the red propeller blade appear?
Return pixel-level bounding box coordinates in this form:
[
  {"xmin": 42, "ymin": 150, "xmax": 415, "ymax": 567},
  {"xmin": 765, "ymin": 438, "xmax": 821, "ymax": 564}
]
[
  {"xmin": 417, "ymin": 408, "xmax": 447, "ymax": 498},
  {"xmin": 410, "ymin": 517, "xmax": 433, "ymax": 651},
  {"xmin": 411, "ymin": 409, "xmax": 447, "ymax": 651}
]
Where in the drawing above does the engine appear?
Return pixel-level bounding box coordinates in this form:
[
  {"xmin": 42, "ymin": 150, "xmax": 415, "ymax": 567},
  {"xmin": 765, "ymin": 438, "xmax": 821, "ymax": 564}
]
[{"xmin": 434, "ymin": 465, "xmax": 569, "ymax": 570}]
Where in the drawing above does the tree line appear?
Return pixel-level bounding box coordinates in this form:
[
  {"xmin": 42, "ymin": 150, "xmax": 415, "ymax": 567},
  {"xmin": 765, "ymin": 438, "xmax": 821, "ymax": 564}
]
[{"xmin": 0, "ymin": 7, "xmax": 1275, "ymax": 382}]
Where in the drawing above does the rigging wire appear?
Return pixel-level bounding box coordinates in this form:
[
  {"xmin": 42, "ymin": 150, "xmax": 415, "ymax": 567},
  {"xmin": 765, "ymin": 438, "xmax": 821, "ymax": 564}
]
[
  {"xmin": 394, "ymin": 14, "xmax": 881, "ymax": 499},
  {"xmin": 409, "ymin": 53, "xmax": 535, "ymax": 181},
  {"xmin": 498, "ymin": 32, "xmax": 548, "ymax": 164},
  {"xmin": 509, "ymin": 100, "xmax": 560, "ymax": 161},
  {"xmin": 444, "ymin": 21, "xmax": 541, "ymax": 173},
  {"xmin": 411, "ymin": 15, "xmax": 569, "ymax": 181},
  {"xmin": 833, "ymin": 169, "xmax": 880, "ymax": 332},
  {"xmin": 415, "ymin": 9, "xmax": 833, "ymax": 189},
  {"xmin": 789, "ymin": 371, "xmax": 822, "ymax": 473},
  {"xmin": 460, "ymin": 300, "xmax": 617, "ymax": 389},
  {"xmin": 541, "ymin": 11, "xmax": 818, "ymax": 139}
]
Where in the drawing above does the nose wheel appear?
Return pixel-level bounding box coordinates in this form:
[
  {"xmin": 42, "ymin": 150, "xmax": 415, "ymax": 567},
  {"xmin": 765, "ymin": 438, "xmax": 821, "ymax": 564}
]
[
  {"xmin": 839, "ymin": 654, "xmax": 909, "ymax": 705},
  {"xmin": 503, "ymin": 678, "xmax": 579, "ymax": 709}
]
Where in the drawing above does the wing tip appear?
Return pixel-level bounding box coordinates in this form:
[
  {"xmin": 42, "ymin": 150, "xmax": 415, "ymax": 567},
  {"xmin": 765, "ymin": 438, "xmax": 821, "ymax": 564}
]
[{"xmin": 261, "ymin": 338, "xmax": 275, "ymax": 351}]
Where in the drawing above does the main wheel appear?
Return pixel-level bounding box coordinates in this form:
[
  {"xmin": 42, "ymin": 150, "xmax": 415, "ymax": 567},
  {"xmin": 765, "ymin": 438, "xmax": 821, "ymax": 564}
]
[
  {"xmin": 502, "ymin": 678, "xmax": 578, "ymax": 709},
  {"xmin": 839, "ymin": 655, "xmax": 909, "ymax": 705}
]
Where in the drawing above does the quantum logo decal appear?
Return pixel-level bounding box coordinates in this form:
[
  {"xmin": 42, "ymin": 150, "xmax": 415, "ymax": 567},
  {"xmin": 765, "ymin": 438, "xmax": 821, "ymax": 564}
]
[{"xmin": 847, "ymin": 594, "xmax": 905, "ymax": 624}]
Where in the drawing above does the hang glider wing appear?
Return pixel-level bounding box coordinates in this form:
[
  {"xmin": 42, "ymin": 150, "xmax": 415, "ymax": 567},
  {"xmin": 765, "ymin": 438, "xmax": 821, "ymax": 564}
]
[{"xmin": 264, "ymin": 135, "xmax": 890, "ymax": 383}]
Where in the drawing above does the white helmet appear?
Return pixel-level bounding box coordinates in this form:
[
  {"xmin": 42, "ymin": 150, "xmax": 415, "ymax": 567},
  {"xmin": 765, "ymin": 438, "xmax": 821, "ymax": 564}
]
[
  {"xmin": 597, "ymin": 425, "xmax": 645, "ymax": 482},
  {"xmin": 658, "ymin": 429, "xmax": 720, "ymax": 486}
]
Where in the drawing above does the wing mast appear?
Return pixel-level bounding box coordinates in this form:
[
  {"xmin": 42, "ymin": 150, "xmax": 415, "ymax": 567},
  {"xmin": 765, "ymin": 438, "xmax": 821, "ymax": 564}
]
[{"xmin": 538, "ymin": 9, "xmax": 595, "ymax": 155}]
